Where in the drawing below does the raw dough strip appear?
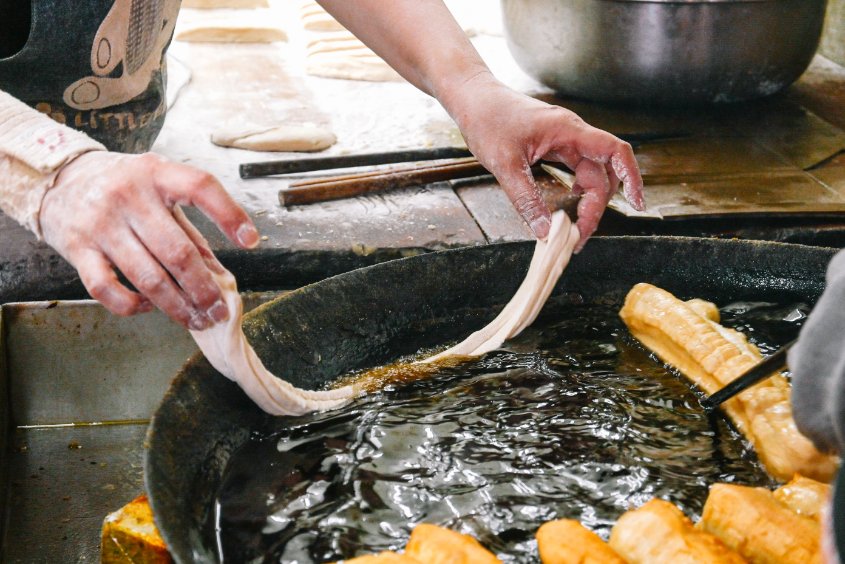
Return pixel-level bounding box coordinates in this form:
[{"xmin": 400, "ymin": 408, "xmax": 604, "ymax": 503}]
[
  {"xmin": 423, "ymin": 210, "xmax": 580, "ymax": 362},
  {"xmin": 175, "ymin": 208, "xmax": 357, "ymax": 416},
  {"xmin": 619, "ymin": 283, "xmax": 839, "ymax": 483}
]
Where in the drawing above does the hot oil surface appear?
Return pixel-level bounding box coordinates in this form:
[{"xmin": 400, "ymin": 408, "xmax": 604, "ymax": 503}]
[{"xmin": 210, "ymin": 300, "xmax": 805, "ymax": 563}]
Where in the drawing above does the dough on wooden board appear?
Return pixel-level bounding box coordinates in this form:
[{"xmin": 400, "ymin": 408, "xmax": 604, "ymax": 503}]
[
  {"xmin": 211, "ymin": 124, "xmax": 337, "ymax": 152},
  {"xmin": 182, "ymin": 0, "xmax": 269, "ymax": 8},
  {"xmin": 176, "ymin": 21, "xmax": 287, "ymax": 43}
]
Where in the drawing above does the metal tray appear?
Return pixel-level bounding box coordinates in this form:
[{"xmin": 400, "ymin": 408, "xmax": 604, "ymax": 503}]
[{"xmin": 0, "ymin": 294, "xmax": 277, "ymax": 563}]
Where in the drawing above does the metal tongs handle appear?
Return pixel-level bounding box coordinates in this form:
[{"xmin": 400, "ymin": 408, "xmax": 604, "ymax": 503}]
[{"xmin": 702, "ymin": 339, "xmax": 796, "ymax": 411}]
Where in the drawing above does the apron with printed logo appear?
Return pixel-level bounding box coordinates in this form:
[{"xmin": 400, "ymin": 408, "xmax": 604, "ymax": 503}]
[{"xmin": 0, "ymin": 0, "xmax": 181, "ymax": 153}]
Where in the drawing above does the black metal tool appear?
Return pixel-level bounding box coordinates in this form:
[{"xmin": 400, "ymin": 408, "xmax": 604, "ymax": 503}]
[
  {"xmin": 240, "ymin": 147, "xmax": 473, "ymax": 179},
  {"xmin": 701, "ymin": 339, "xmax": 797, "ymax": 411}
]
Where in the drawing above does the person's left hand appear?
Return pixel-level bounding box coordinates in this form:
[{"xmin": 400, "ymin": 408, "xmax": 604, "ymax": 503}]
[{"xmin": 445, "ymin": 74, "xmax": 645, "ymax": 251}]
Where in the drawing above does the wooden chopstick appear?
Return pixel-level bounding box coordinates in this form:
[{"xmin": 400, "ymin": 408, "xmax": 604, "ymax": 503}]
[
  {"xmin": 279, "ymin": 159, "xmax": 489, "ymax": 206},
  {"xmin": 241, "ymin": 147, "xmax": 472, "ymax": 178},
  {"xmin": 290, "ymin": 157, "xmax": 479, "ymax": 188}
]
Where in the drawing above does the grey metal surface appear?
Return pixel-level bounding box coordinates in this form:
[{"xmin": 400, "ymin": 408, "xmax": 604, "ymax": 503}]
[
  {"xmin": 0, "ymin": 293, "xmax": 279, "ymax": 563},
  {"xmin": 502, "ymin": 0, "xmax": 827, "ymax": 104},
  {"xmin": 4, "ymin": 424, "xmax": 148, "ymax": 564},
  {"xmin": 5, "ymin": 301, "xmax": 197, "ymax": 427}
]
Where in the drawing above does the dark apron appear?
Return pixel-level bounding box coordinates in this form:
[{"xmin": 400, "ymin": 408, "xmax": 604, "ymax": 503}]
[{"xmin": 0, "ymin": 0, "xmax": 181, "ymax": 153}]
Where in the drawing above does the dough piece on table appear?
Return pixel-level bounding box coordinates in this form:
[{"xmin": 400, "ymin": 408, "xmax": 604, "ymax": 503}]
[
  {"xmin": 174, "ymin": 208, "xmax": 357, "ymax": 416},
  {"xmin": 182, "ymin": 0, "xmax": 268, "ymax": 8},
  {"xmin": 699, "ymin": 483, "xmax": 822, "ymax": 564},
  {"xmin": 307, "ymin": 53, "xmax": 403, "ymax": 82},
  {"xmin": 619, "ymin": 283, "xmax": 839, "ymax": 483},
  {"xmin": 773, "ymin": 474, "xmax": 831, "ymax": 520},
  {"xmin": 423, "ymin": 210, "xmax": 580, "ymax": 362},
  {"xmin": 609, "ymin": 499, "xmax": 746, "ymax": 563},
  {"xmin": 536, "ymin": 519, "xmax": 625, "ymax": 564},
  {"xmin": 340, "ymin": 552, "xmax": 421, "ymax": 564},
  {"xmin": 212, "ymin": 124, "xmax": 336, "ymax": 152},
  {"xmin": 176, "ymin": 20, "xmax": 287, "ymax": 43},
  {"xmin": 300, "ymin": 0, "xmax": 346, "ymax": 31},
  {"xmin": 405, "ymin": 524, "xmax": 501, "ymax": 564}
]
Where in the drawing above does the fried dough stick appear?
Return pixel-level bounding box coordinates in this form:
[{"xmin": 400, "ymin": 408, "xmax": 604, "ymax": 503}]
[
  {"xmin": 404, "ymin": 524, "xmax": 502, "ymax": 564},
  {"xmin": 699, "ymin": 483, "xmax": 822, "ymax": 564},
  {"xmin": 608, "ymin": 499, "xmax": 746, "ymax": 563},
  {"xmin": 773, "ymin": 474, "xmax": 831, "ymax": 520},
  {"xmin": 619, "ymin": 283, "xmax": 839, "ymax": 482},
  {"xmin": 536, "ymin": 519, "xmax": 625, "ymax": 564}
]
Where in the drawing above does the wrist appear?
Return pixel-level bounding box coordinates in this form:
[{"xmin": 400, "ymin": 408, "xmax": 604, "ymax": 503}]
[{"xmin": 434, "ymin": 69, "xmax": 508, "ymax": 134}]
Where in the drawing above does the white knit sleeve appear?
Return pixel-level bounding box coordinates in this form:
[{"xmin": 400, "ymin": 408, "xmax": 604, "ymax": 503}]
[{"xmin": 0, "ymin": 89, "xmax": 105, "ymax": 237}]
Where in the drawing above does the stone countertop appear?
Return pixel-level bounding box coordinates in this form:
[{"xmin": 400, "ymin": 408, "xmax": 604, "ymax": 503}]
[{"xmin": 2, "ymin": 3, "xmax": 845, "ymax": 303}]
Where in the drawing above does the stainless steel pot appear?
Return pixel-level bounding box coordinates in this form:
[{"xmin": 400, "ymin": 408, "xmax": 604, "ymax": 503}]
[{"xmin": 502, "ymin": 0, "xmax": 828, "ymax": 105}]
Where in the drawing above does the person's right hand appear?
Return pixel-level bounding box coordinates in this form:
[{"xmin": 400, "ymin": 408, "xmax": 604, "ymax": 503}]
[{"xmin": 39, "ymin": 151, "xmax": 260, "ymax": 330}]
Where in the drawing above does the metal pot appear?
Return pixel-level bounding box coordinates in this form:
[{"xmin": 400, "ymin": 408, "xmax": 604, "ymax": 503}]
[
  {"xmin": 146, "ymin": 236, "xmax": 835, "ymax": 562},
  {"xmin": 502, "ymin": 0, "xmax": 828, "ymax": 105}
]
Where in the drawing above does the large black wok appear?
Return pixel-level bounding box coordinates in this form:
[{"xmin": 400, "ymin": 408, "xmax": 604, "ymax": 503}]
[{"xmin": 145, "ymin": 236, "xmax": 837, "ymax": 563}]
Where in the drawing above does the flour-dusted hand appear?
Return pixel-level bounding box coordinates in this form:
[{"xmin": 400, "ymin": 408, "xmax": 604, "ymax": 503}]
[
  {"xmin": 444, "ymin": 75, "xmax": 644, "ymax": 248},
  {"xmin": 39, "ymin": 152, "xmax": 260, "ymax": 329}
]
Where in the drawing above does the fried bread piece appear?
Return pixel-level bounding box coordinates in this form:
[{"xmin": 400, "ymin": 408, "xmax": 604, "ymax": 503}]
[
  {"xmin": 536, "ymin": 519, "xmax": 625, "ymax": 564},
  {"xmin": 404, "ymin": 524, "xmax": 501, "ymax": 564},
  {"xmin": 101, "ymin": 495, "xmax": 172, "ymax": 564},
  {"xmin": 699, "ymin": 483, "xmax": 821, "ymax": 564},
  {"xmin": 619, "ymin": 283, "xmax": 839, "ymax": 482},
  {"xmin": 773, "ymin": 474, "xmax": 831, "ymax": 520},
  {"xmin": 609, "ymin": 498, "xmax": 745, "ymax": 563}
]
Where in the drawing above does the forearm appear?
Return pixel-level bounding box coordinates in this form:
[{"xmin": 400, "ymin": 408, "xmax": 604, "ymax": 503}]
[
  {"xmin": 0, "ymin": 89, "xmax": 104, "ymax": 236},
  {"xmin": 316, "ymin": 0, "xmax": 495, "ymax": 115}
]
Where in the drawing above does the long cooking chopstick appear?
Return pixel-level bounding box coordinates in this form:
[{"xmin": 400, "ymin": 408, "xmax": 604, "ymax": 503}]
[
  {"xmin": 279, "ymin": 159, "xmax": 490, "ymax": 206},
  {"xmin": 701, "ymin": 339, "xmax": 796, "ymax": 411},
  {"xmin": 241, "ymin": 147, "xmax": 473, "ymax": 178}
]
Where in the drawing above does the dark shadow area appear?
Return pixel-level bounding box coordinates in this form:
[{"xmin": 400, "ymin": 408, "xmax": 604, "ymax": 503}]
[{"xmin": 0, "ymin": 0, "xmax": 32, "ymax": 59}]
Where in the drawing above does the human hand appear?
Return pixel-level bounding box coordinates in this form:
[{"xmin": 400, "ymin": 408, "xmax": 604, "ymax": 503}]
[
  {"xmin": 39, "ymin": 152, "xmax": 259, "ymax": 329},
  {"xmin": 445, "ymin": 75, "xmax": 644, "ymax": 251}
]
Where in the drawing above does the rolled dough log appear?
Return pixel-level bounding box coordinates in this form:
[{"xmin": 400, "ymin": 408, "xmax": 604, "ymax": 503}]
[
  {"xmin": 176, "ymin": 21, "xmax": 287, "ymax": 43},
  {"xmin": 300, "ymin": 1, "xmax": 346, "ymax": 31},
  {"xmin": 182, "ymin": 0, "xmax": 269, "ymax": 7},
  {"xmin": 211, "ymin": 124, "xmax": 337, "ymax": 152}
]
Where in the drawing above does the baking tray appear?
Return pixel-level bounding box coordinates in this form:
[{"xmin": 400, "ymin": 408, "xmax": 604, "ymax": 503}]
[{"xmin": 0, "ymin": 294, "xmax": 278, "ymax": 563}]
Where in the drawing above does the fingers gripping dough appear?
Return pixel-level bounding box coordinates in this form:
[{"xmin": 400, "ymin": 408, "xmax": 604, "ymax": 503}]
[{"xmin": 424, "ymin": 210, "xmax": 580, "ymax": 362}]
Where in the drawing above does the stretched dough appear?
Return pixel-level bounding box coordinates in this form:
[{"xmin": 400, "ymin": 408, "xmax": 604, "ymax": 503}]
[
  {"xmin": 424, "ymin": 210, "xmax": 580, "ymax": 362},
  {"xmin": 182, "ymin": 0, "xmax": 268, "ymax": 7},
  {"xmin": 174, "ymin": 208, "xmax": 357, "ymax": 416},
  {"xmin": 212, "ymin": 124, "xmax": 336, "ymax": 152},
  {"xmin": 176, "ymin": 21, "xmax": 287, "ymax": 43}
]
